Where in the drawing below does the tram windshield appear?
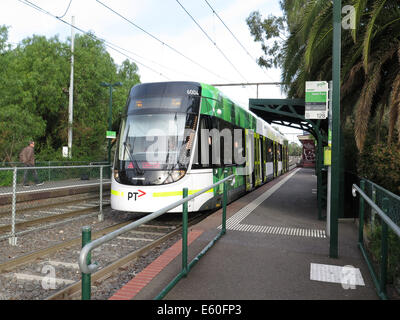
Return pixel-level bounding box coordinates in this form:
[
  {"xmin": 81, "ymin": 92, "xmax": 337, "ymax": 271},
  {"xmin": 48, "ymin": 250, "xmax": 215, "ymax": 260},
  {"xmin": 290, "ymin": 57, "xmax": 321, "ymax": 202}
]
[
  {"xmin": 114, "ymin": 112, "xmax": 198, "ymax": 185},
  {"xmin": 118, "ymin": 113, "xmax": 187, "ymax": 167},
  {"xmin": 114, "ymin": 82, "xmax": 200, "ymax": 186}
]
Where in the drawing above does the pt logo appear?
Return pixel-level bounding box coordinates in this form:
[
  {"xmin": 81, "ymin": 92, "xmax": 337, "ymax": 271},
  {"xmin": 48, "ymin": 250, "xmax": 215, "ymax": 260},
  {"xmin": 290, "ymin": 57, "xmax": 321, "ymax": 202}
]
[{"xmin": 128, "ymin": 189, "xmax": 146, "ymax": 201}]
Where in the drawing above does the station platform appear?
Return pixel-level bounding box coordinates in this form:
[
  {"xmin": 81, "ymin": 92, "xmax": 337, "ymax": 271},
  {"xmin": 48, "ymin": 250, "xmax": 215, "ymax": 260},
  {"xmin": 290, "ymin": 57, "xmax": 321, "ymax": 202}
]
[{"xmin": 109, "ymin": 168, "xmax": 378, "ymax": 300}]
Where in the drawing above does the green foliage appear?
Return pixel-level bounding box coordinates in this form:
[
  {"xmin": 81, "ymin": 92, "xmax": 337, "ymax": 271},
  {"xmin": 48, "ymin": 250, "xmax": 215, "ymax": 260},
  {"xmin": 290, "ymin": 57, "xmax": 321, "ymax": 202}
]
[
  {"xmin": 358, "ymin": 144, "xmax": 400, "ymax": 195},
  {"xmin": 0, "ymin": 105, "xmax": 46, "ymax": 162},
  {"xmin": 246, "ymin": 0, "xmax": 400, "ymax": 152},
  {"xmin": 366, "ymin": 222, "xmax": 400, "ymax": 285},
  {"xmin": 0, "ymin": 25, "xmax": 10, "ymax": 53},
  {"xmin": 0, "ymin": 26, "xmax": 141, "ymax": 163},
  {"xmin": 288, "ymin": 142, "xmax": 302, "ymax": 156},
  {"xmin": 246, "ymin": 10, "xmax": 286, "ymax": 69},
  {"xmin": 0, "ymin": 171, "xmax": 12, "ymax": 187},
  {"xmin": 247, "ymin": 1, "xmax": 400, "ymax": 204}
]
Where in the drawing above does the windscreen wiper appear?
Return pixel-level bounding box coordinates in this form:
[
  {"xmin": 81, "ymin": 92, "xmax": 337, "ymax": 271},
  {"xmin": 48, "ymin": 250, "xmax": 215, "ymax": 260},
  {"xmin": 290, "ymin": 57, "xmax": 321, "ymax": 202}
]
[{"xmin": 123, "ymin": 142, "xmax": 144, "ymax": 175}]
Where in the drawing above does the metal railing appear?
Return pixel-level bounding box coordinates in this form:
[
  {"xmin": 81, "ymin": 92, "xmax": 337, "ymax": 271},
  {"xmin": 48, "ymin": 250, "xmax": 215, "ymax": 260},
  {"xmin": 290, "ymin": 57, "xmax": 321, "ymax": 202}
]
[
  {"xmin": 352, "ymin": 181, "xmax": 400, "ymax": 300},
  {"xmin": 0, "ymin": 164, "xmax": 111, "ymax": 245},
  {"xmin": 79, "ymin": 173, "xmax": 235, "ymax": 300},
  {"xmin": 0, "ymin": 160, "xmax": 109, "ymax": 167}
]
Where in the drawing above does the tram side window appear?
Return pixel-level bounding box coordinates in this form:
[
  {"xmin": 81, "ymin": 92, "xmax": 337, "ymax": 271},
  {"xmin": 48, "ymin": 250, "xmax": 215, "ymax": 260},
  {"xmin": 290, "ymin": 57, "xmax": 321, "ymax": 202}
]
[
  {"xmin": 217, "ymin": 118, "xmax": 234, "ymax": 166},
  {"xmin": 233, "ymin": 125, "xmax": 245, "ymax": 166},
  {"xmin": 279, "ymin": 144, "xmax": 283, "ymax": 161},
  {"xmin": 193, "ymin": 115, "xmax": 213, "ymax": 168},
  {"xmin": 260, "ymin": 137, "xmax": 265, "ymax": 165},
  {"xmin": 193, "ymin": 115, "xmax": 245, "ymax": 168},
  {"xmin": 266, "ymin": 139, "xmax": 273, "ymax": 162}
]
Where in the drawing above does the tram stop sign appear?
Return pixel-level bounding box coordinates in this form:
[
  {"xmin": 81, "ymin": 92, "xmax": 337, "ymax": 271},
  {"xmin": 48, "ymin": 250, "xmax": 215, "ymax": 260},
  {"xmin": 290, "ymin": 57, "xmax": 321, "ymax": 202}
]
[
  {"xmin": 106, "ymin": 131, "xmax": 116, "ymax": 139},
  {"xmin": 305, "ymin": 81, "xmax": 328, "ymax": 119}
]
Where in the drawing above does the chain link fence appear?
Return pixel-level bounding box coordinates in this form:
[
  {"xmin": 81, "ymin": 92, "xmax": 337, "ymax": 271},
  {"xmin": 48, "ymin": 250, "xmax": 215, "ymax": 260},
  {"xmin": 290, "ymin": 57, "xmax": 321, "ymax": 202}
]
[{"xmin": 0, "ymin": 164, "xmax": 111, "ymax": 245}]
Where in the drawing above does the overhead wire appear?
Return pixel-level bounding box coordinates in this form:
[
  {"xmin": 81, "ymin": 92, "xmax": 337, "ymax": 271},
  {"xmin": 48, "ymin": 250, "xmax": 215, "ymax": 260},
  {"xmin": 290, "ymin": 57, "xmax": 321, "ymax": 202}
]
[
  {"xmin": 16, "ymin": 0, "xmax": 172, "ymax": 80},
  {"xmin": 175, "ymin": 0, "xmax": 249, "ymax": 84},
  {"xmin": 95, "ymin": 0, "xmax": 232, "ymax": 82},
  {"xmin": 56, "ymin": 0, "xmax": 72, "ymax": 19},
  {"xmin": 203, "ymin": 0, "xmax": 277, "ymax": 83}
]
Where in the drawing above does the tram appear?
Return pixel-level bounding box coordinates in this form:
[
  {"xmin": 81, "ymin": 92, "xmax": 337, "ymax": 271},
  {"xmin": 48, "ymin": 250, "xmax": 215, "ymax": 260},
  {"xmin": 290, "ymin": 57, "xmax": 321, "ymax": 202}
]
[{"xmin": 111, "ymin": 81, "xmax": 288, "ymax": 213}]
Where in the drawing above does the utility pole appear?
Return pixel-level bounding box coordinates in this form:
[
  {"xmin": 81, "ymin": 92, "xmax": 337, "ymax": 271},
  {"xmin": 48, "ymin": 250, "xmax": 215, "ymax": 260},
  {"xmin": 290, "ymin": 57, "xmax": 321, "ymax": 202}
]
[
  {"xmin": 330, "ymin": 0, "xmax": 341, "ymax": 258},
  {"xmin": 68, "ymin": 16, "xmax": 75, "ymax": 158},
  {"xmin": 100, "ymin": 82, "xmax": 123, "ymax": 163}
]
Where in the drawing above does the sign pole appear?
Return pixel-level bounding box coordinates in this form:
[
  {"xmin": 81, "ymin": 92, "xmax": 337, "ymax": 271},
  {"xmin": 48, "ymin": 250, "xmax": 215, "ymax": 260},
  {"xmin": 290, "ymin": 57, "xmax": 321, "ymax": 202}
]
[
  {"xmin": 326, "ymin": 81, "xmax": 333, "ymax": 237},
  {"xmin": 330, "ymin": 0, "xmax": 341, "ymax": 258}
]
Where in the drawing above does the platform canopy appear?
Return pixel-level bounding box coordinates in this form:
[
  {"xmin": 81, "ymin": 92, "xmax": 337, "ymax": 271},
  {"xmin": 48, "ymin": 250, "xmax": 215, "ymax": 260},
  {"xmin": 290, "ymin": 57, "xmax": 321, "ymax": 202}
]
[{"xmin": 248, "ymin": 98, "xmax": 328, "ymax": 142}]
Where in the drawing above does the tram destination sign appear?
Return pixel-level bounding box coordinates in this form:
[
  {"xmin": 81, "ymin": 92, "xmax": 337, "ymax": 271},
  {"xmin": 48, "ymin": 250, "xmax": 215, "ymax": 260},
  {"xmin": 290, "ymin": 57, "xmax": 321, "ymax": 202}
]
[{"xmin": 305, "ymin": 81, "xmax": 328, "ymax": 119}]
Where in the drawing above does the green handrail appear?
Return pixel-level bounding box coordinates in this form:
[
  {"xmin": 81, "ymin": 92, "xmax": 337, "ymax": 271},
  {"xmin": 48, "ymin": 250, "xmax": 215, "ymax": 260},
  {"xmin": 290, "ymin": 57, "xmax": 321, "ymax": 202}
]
[
  {"xmin": 352, "ymin": 182, "xmax": 400, "ymax": 300},
  {"xmin": 154, "ymin": 172, "xmax": 230, "ymax": 300},
  {"xmin": 79, "ymin": 172, "xmax": 234, "ymax": 300}
]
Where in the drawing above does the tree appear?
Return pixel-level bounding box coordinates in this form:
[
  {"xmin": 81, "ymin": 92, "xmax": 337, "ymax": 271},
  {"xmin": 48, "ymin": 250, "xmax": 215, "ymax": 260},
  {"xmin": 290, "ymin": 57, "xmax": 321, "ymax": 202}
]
[
  {"xmin": 288, "ymin": 142, "xmax": 302, "ymax": 156},
  {"xmin": 246, "ymin": 0, "xmax": 400, "ymax": 195},
  {"xmin": 0, "ymin": 106, "xmax": 45, "ymax": 163},
  {"xmin": 0, "ymin": 26, "xmax": 141, "ymax": 163},
  {"xmin": 247, "ymin": 1, "xmax": 400, "ymax": 153}
]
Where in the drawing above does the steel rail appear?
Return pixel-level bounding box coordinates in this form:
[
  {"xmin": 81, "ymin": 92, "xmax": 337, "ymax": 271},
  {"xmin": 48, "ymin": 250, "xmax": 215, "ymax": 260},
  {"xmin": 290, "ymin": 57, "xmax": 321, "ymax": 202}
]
[
  {"xmin": 0, "ymin": 220, "xmax": 133, "ymax": 273},
  {"xmin": 0, "ymin": 203, "xmax": 110, "ymax": 235},
  {"xmin": 47, "ymin": 217, "xmax": 202, "ymax": 300},
  {"xmin": 0, "ymin": 193, "xmax": 104, "ymax": 216}
]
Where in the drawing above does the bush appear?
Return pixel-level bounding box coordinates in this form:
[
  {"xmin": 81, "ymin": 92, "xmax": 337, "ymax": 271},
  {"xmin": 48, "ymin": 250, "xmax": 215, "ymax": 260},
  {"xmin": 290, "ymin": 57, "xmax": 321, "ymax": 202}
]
[
  {"xmin": 366, "ymin": 221, "xmax": 400, "ymax": 286},
  {"xmin": 358, "ymin": 144, "xmax": 400, "ymax": 195},
  {"xmin": 0, "ymin": 170, "xmax": 13, "ymax": 187}
]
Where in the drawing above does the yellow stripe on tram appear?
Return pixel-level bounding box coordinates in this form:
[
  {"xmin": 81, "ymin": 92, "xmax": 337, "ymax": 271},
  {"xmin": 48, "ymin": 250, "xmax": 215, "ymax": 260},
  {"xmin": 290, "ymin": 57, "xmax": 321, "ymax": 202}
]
[
  {"xmin": 111, "ymin": 189, "xmax": 124, "ymax": 197},
  {"xmin": 153, "ymin": 189, "xmax": 214, "ymax": 198}
]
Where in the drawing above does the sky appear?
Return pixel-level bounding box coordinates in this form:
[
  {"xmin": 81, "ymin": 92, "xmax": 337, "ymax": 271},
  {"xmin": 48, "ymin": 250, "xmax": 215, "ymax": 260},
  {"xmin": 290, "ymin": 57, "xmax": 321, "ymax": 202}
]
[{"xmin": 0, "ymin": 0, "xmax": 302, "ymax": 144}]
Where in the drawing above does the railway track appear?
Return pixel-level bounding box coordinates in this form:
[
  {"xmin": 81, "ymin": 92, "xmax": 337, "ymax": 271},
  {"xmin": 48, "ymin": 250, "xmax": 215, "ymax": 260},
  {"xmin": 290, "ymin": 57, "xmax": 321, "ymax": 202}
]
[
  {"xmin": 0, "ymin": 208, "xmax": 204, "ymax": 300},
  {"xmin": 0, "ymin": 192, "xmax": 110, "ymax": 240}
]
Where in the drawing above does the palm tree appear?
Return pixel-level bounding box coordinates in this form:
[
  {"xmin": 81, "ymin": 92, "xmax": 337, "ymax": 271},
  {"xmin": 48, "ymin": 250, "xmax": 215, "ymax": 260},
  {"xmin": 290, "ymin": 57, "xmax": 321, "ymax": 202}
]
[{"xmin": 268, "ymin": 0, "xmax": 400, "ymax": 152}]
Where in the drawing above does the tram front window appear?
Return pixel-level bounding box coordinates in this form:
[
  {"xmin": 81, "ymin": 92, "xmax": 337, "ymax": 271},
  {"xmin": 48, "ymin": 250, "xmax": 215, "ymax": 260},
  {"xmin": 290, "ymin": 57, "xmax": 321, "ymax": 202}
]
[{"xmin": 114, "ymin": 113, "xmax": 195, "ymax": 185}]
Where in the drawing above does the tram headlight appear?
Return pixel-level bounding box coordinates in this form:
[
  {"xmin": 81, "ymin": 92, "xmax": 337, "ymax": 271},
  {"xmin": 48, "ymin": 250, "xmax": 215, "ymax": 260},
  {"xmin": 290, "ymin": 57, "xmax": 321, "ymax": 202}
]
[
  {"xmin": 114, "ymin": 169, "xmax": 120, "ymax": 183},
  {"xmin": 172, "ymin": 170, "xmax": 185, "ymax": 181}
]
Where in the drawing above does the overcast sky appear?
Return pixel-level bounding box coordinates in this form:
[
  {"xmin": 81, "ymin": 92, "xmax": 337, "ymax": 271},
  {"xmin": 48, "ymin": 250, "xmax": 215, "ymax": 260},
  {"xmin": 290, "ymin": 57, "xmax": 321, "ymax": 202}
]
[{"xmin": 0, "ymin": 0, "xmax": 302, "ymax": 143}]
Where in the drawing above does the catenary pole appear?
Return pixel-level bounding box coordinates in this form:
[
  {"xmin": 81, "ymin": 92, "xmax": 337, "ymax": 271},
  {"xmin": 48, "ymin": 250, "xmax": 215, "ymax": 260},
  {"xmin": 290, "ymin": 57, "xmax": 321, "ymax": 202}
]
[
  {"xmin": 330, "ymin": 0, "xmax": 341, "ymax": 258},
  {"xmin": 68, "ymin": 16, "xmax": 75, "ymax": 158}
]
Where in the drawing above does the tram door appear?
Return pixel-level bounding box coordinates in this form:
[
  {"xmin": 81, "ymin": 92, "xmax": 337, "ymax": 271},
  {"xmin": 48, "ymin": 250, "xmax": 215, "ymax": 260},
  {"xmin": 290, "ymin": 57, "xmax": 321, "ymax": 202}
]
[
  {"xmin": 262, "ymin": 137, "xmax": 267, "ymax": 183},
  {"xmin": 273, "ymin": 141, "xmax": 278, "ymax": 177},
  {"xmin": 245, "ymin": 129, "xmax": 253, "ymax": 191},
  {"xmin": 254, "ymin": 133, "xmax": 261, "ymax": 187}
]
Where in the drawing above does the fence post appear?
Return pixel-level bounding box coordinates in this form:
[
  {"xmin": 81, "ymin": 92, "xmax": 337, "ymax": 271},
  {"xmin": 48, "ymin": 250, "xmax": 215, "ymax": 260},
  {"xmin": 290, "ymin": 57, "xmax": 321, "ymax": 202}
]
[
  {"xmin": 81, "ymin": 226, "xmax": 92, "ymax": 300},
  {"xmin": 222, "ymin": 171, "xmax": 228, "ymax": 235},
  {"xmin": 182, "ymin": 188, "xmax": 188, "ymax": 276},
  {"xmin": 380, "ymin": 197, "xmax": 389, "ymax": 297},
  {"xmin": 371, "ymin": 186, "xmax": 376, "ymax": 229},
  {"xmin": 98, "ymin": 166, "xmax": 104, "ymax": 222},
  {"xmin": 9, "ymin": 167, "xmax": 18, "ymax": 246},
  {"xmin": 358, "ymin": 180, "xmax": 365, "ymax": 245}
]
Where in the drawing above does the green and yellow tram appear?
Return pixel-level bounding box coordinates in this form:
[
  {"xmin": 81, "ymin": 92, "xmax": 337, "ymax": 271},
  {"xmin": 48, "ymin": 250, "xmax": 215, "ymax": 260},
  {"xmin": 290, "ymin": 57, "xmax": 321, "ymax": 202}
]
[{"xmin": 111, "ymin": 81, "xmax": 288, "ymax": 213}]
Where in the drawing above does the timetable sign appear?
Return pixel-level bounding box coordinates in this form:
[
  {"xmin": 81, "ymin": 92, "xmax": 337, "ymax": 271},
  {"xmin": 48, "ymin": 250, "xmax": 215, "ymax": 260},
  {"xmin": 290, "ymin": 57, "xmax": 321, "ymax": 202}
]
[{"xmin": 305, "ymin": 81, "xmax": 328, "ymax": 119}]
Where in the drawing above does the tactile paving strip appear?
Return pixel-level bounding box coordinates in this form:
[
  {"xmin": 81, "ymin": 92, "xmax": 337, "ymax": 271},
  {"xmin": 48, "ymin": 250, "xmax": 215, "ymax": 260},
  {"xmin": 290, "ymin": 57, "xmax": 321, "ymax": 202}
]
[{"xmin": 219, "ymin": 169, "xmax": 327, "ymax": 238}]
